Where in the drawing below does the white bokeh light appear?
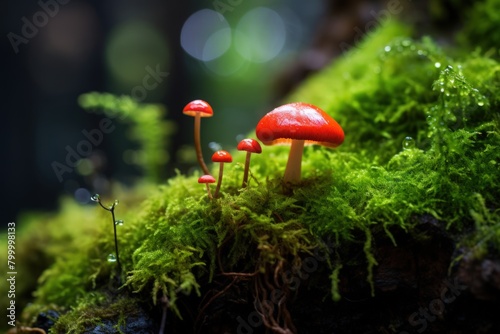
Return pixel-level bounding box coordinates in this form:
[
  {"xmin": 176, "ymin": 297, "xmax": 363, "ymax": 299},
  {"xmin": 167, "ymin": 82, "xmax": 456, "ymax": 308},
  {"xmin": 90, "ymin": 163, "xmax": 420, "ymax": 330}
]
[
  {"xmin": 235, "ymin": 7, "xmax": 286, "ymax": 63},
  {"xmin": 180, "ymin": 9, "xmax": 231, "ymax": 61}
]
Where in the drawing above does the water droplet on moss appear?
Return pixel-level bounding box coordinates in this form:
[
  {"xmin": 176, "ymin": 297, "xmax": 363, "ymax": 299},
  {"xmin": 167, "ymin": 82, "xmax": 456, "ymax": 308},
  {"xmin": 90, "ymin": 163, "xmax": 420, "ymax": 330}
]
[
  {"xmin": 435, "ymin": 62, "xmax": 441, "ymax": 68},
  {"xmin": 91, "ymin": 194, "xmax": 100, "ymax": 202},
  {"xmin": 107, "ymin": 254, "xmax": 117, "ymax": 262},
  {"xmin": 478, "ymin": 101, "xmax": 485, "ymax": 107},
  {"xmin": 115, "ymin": 220, "xmax": 124, "ymax": 226},
  {"xmin": 114, "ymin": 199, "xmax": 119, "ymax": 206},
  {"xmin": 402, "ymin": 136, "xmax": 415, "ymax": 150},
  {"xmin": 384, "ymin": 45, "xmax": 391, "ymax": 52}
]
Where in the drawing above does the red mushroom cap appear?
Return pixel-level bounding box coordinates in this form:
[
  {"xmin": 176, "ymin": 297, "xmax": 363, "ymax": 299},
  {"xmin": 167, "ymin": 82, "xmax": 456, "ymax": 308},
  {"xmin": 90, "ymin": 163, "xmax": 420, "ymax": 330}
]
[
  {"xmin": 237, "ymin": 138, "xmax": 262, "ymax": 154},
  {"xmin": 212, "ymin": 150, "xmax": 233, "ymax": 163},
  {"xmin": 198, "ymin": 174, "xmax": 216, "ymax": 184},
  {"xmin": 255, "ymin": 102, "xmax": 344, "ymax": 148},
  {"xmin": 183, "ymin": 99, "xmax": 214, "ymax": 117}
]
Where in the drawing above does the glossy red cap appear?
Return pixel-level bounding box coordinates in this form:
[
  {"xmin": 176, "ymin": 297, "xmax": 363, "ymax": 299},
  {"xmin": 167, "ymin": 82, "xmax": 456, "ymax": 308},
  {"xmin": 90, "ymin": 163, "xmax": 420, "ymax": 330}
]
[
  {"xmin": 212, "ymin": 150, "xmax": 233, "ymax": 163},
  {"xmin": 255, "ymin": 102, "xmax": 344, "ymax": 147},
  {"xmin": 198, "ymin": 175, "xmax": 216, "ymax": 183},
  {"xmin": 237, "ymin": 138, "xmax": 262, "ymax": 154},
  {"xmin": 183, "ymin": 100, "xmax": 213, "ymax": 117}
]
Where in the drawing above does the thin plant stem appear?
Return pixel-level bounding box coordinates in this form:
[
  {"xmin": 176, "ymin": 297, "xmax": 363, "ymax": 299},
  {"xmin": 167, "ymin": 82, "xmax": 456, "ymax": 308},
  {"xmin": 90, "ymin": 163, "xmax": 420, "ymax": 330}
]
[{"xmin": 98, "ymin": 200, "xmax": 122, "ymax": 274}]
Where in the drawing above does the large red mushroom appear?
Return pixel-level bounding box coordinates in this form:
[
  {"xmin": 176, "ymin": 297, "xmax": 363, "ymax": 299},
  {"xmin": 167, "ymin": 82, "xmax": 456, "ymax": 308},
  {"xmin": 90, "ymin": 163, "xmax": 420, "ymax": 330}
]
[{"xmin": 255, "ymin": 102, "xmax": 344, "ymax": 183}]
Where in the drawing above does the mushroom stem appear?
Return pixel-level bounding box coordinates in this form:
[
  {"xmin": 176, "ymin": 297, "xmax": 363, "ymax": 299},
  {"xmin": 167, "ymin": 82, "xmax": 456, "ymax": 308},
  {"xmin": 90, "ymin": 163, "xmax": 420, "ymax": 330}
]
[
  {"xmin": 283, "ymin": 139, "xmax": 305, "ymax": 183},
  {"xmin": 194, "ymin": 113, "xmax": 210, "ymax": 175},
  {"xmin": 214, "ymin": 163, "xmax": 224, "ymax": 198},
  {"xmin": 242, "ymin": 151, "xmax": 252, "ymax": 188},
  {"xmin": 205, "ymin": 183, "xmax": 213, "ymax": 200}
]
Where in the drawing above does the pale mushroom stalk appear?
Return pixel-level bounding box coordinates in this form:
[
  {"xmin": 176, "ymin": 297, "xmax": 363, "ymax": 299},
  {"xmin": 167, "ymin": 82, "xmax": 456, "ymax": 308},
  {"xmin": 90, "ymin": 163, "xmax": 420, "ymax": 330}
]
[
  {"xmin": 283, "ymin": 139, "xmax": 305, "ymax": 183},
  {"xmin": 214, "ymin": 163, "xmax": 225, "ymax": 198},
  {"xmin": 205, "ymin": 183, "xmax": 213, "ymax": 199},
  {"xmin": 194, "ymin": 114, "xmax": 210, "ymax": 175}
]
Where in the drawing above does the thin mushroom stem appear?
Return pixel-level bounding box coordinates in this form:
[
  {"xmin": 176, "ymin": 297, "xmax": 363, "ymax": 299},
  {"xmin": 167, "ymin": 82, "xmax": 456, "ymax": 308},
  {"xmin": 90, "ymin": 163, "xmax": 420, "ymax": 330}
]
[
  {"xmin": 283, "ymin": 139, "xmax": 305, "ymax": 183},
  {"xmin": 214, "ymin": 163, "xmax": 224, "ymax": 198},
  {"xmin": 205, "ymin": 183, "xmax": 213, "ymax": 200},
  {"xmin": 194, "ymin": 113, "xmax": 210, "ymax": 175},
  {"xmin": 242, "ymin": 151, "xmax": 252, "ymax": 188}
]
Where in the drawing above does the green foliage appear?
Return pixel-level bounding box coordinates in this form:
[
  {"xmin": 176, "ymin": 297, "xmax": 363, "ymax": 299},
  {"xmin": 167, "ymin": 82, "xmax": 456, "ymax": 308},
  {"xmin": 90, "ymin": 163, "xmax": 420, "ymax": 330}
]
[
  {"xmin": 458, "ymin": 0, "xmax": 500, "ymax": 56},
  {"xmin": 78, "ymin": 92, "xmax": 175, "ymax": 182}
]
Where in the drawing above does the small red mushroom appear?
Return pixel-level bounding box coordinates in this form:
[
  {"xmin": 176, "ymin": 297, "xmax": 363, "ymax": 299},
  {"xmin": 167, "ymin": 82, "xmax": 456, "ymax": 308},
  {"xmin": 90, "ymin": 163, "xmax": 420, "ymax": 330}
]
[
  {"xmin": 237, "ymin": 138, "xmax": 262, "ymax": 188},
  {"xmin": 198, "ymin": 174, "xmax": 216, "ymax": 200},
  {"xmin": 183, "ymin": 100, "xmax": 213, "ymax": 175},
  {"xmin": 211, "ymin": 150, "xmax": 232, "ymax": 198},
  {"xmin": 255, "ymin": 102, "xmax": 344, "ymax": 183}
]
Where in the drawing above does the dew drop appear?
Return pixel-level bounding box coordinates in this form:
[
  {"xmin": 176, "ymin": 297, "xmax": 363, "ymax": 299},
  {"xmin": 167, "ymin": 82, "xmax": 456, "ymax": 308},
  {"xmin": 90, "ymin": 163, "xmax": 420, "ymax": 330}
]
[
  {"xmin": 114, "ymin": 199, "xmax": 119, "ymax": 206},
  {"xmin": 435, "ymin": 62, "xmax": 441, "ymax": 68},
  {"xmin": 384, "ymin": 45, "xmax": 391, "ymax": 52},
  {"xmin": 478, "ymin": 101, "xmax": 485, "ymax": 107},
  {"xmin": 91, "ymin": 194, "xmax": 100, "ymax": 202},
  {"xmin": 402, "ymin": 136, "xmax": 415, "ymax": 150},
  {"xmin": 115, "ymin": 220, "xmax": 124, "ymax": 226},
  {"xmin": 107, "ymin": 254, "xmax": 117, "ymax": 262}
]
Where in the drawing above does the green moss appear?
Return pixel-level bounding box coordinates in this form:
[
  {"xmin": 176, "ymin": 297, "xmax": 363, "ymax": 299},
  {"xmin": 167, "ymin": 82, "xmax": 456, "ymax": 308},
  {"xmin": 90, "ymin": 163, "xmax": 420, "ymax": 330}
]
[
  {"xmin": 78, "ymin": 92, "xmax": 175, "ymax": 182},
  {"xmin": 11, "ymin": 18, "xmax": 500, "ymax": 332},
  {"xmin": 48, "ymin": 292, "xmax": 144, "ymax": 333}
]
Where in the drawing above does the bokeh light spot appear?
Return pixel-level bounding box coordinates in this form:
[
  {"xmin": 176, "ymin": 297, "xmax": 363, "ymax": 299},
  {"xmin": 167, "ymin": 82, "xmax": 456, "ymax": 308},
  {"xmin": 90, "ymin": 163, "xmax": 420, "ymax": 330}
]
[
  {"xmin": 74, "ymin": 188, "xmax": 91, "ymax": 204},
  {"xmin": 235, "ymin": 7, "xmax": 286, "ymax": 63},
  {"xmin": 106, "ymin": 21, "xmax": 170, "ymax": 87},
  {"xmin": 181, "ymin": 9, "xmax": 231, "ymax": 61}
]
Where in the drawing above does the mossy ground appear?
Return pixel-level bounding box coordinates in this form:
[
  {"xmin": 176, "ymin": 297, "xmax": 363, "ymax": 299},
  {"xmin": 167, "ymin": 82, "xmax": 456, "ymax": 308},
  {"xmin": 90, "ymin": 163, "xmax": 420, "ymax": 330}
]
[{"xmin": 2, "ymin": 14, "xmax": 500, "ymax": 334}]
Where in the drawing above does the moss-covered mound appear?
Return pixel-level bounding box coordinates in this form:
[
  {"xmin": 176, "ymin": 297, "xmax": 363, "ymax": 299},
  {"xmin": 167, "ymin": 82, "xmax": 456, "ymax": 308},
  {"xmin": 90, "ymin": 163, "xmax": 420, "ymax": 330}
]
[{"xmin": 2, "ymin": 16, "xmax": 500, "ymax": 334}]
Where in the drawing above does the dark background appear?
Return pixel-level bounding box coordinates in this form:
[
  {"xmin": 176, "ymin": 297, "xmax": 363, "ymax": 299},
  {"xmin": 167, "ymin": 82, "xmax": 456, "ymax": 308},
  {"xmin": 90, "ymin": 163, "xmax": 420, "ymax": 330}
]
[{"xmin": 1, "ymin": 0, "xmax": 326, "ymax": 224}]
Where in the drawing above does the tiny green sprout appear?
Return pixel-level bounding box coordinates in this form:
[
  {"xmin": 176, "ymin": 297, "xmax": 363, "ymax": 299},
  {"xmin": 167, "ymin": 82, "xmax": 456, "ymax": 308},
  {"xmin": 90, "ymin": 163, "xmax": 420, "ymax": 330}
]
[{"xmin": 91, "ymin": 194, "xmax": 123, "ymax": 274}]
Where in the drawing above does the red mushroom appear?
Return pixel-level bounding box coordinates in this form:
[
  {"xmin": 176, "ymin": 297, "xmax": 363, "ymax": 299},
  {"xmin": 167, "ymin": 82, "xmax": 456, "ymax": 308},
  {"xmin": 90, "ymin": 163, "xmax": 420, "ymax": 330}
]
[
  {"xmin": 256, "ymin": 102, "xmax": 344, "ymax": 183},
  {"xmin": 183, "ymin": 100, "xmax": 213, "ymax": 175},
  {"xmin": 198, "ymin": 174, "xmax": 216, "ymax": 200},
  {"xmin": 237, "ymin": 138, "xmax": 262, "ymax": 188},
  {"xmin": 211, "ymin": 150, "xmax": 232, "ymax": 198}
]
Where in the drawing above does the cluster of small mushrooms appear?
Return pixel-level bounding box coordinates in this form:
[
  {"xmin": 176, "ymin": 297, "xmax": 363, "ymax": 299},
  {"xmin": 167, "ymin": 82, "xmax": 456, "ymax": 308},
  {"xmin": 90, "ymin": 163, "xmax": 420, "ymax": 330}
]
[{"xmin": 183, "ymin": 99, "xmax": 344, "ymax": 199}]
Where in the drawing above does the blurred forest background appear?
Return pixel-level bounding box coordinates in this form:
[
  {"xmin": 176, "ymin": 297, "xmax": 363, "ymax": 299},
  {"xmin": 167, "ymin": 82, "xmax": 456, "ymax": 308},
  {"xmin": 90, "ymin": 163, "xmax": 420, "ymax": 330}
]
[
  {"xmin": 1, "ymin": 0, "xmax": 474, "ymax": 225},
  {"xmin": 1, "ymin": 0, "xmax": 326, "ymax": 223}
]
